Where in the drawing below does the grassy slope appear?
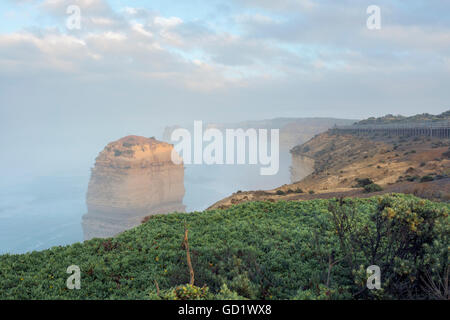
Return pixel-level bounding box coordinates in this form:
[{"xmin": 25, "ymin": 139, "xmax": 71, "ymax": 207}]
[{"xmin": 0, "ymin": 194, "xmax": 448, "ymax": 300}]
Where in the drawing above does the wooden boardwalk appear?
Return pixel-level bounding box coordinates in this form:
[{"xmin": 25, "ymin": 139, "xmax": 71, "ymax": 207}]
[{"xmin": 332, "ymin": 121, "xmax": 450, "ymax": 138}]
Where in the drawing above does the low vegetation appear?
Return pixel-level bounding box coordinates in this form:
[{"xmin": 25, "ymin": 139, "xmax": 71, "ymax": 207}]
[
  {"xmin": 420, "ymin": 175, "xmax": 435, "ymax": 183},
  {"xmin": 354, "ymin": 178, "xmax": 375, "ymax": 188},
  {"xmin": 357, "ymin": 110, "xmax": 450, "ymax": 125},
  {"xmin": 0, "ymin": 194, "xmax": 448, "ymax": 300},
  {"xmin": 363, "ymin": 183, "xmax": 383, "ymax": 193}
]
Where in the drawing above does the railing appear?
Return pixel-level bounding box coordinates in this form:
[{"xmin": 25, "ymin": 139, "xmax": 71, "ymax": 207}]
[{"xmin": 332, "ymin": 120, "xmax": 450, "ymax": 138}]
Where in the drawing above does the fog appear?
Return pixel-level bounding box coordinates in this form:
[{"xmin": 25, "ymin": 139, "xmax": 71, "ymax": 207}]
[{"xmin": 1, "ymin": 0, "xmax": 450, "ymax": 253}]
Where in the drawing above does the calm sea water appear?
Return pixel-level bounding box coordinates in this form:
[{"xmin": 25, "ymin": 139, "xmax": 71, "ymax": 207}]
[
  {"xmin": 0, "ymin": 176, "xmax": 87, "ymax": 254},
  {"xmin": 0, "ymin": 153, "xmax": 291, "ymax": 254}
]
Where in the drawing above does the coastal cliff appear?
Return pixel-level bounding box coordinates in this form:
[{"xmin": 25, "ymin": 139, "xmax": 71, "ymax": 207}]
[
  {"xmin": 82, "ymin": 135, "xmax": 185, "ymax": 240},
  {"xmin": 209, "ymin": 132, "xmax": 450, "ymax": 210},
  {"xmin": 290, "ymin": 154, "xmax": 315, "ymax": 183}
]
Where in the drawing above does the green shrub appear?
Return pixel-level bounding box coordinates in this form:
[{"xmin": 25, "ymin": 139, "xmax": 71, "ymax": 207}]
[
  {"xmin": 172, "ymin": 284, "xmax": 210, "ymax": 300},
  {"xmin": 214, "ymin": 284, "xmax": 245, "ymax": 300},
  {"xmin": 149, "ymin": 284, "xmax": 210, "ymax": 300},
  {"xmin": 293, "ymin": 284, "xmax": 352, "ymax": 300},
  {"xmin": 363, "ymin": 183, "xmax": 383, "ymax": 193},
  {"xmin": 0, "ymin": 195, "xmax": 447, "ymax": 300},
  {"xmin": 355, "ymin": 178, "xmax": 374, "ymax": 188},
  {"xmin": 443, "ymin": 150, "xmax": 450, "ymax": 159},
  {"xmin": 420, "ymin": 175, "xmax": 434, "ymax": 183},
  {"xmin": 327, "ymin": 195, "xmax": 449, "ymax": 299}
]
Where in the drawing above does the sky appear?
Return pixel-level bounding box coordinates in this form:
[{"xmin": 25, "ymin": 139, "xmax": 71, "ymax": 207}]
[{"xmin": 0, "ymin": 0, "xmax": 450, "ymax": 180}]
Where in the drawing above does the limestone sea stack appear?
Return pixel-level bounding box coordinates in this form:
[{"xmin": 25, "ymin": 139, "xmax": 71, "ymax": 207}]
[{"xmin": 82, "ymin": 135, "xmax": 185, "ymax": 240}]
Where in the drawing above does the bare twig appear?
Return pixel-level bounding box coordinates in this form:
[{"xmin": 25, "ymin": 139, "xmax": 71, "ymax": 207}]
[
  {"xmin": 184, "ymin": 222, "xmax": 195, "ymax": 285},
  {"xmin": 326, "ymin": 253, "xmax": 333, "ymax": 288},
  {"xmin": 326, "ymin": 251, "xmax": 345, "ymax": 288},
  {"xmin": 421, "ymin": 266, "xmax": 449, "ymax": 300},
  {"xmin": 154, "ymin": 279, "xmax": 160, "ymax": 297}
]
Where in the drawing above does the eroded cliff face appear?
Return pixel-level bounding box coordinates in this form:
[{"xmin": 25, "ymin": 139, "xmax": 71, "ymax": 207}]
[
  {"xmin": 289, "ymin": 132, "xmax": 450, "ymax": 194},
  {"xmin": 290, "ymin": 154, "xmax": 315, "ymax": 183},
  {"xmin": 82, "ymin": 135, "xmax": 185, "ymax": 240},
  {"xmin": 208, "ymin": 133, "xmax": 450, "ymax": 210}
]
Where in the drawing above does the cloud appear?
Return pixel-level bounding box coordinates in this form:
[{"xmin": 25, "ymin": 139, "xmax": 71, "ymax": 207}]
[
  {"xmin": 41, "ymin": 0, "xmax": 111, "ymax": 15},
  {"xmin": 153, "ymin": 16, "xmax": 183, "ymax": 28},
  {"xmin": 131, "ymin": 23, "xmax": 153, "ymax": 38},
  {"xmin": 236, "ymin": 0, "xmax": 316, "ymax": 11},
  {"xmin": 1, "ymin": 0, "xmax": 450, "ymax": 183},
  {"xmin": 0, "ymin": 0, "xmax": 449, "ymax": 119}
]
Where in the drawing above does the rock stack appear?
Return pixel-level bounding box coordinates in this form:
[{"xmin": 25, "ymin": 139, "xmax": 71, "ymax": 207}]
[{"xmin": 82, "ymin": 135, "xmax": 185, "ymax": 240}]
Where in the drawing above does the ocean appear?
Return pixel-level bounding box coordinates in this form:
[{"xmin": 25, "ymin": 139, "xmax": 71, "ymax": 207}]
[{"xmin": 0, "ymin": 152, "xmax": 291, "ymax": 254}]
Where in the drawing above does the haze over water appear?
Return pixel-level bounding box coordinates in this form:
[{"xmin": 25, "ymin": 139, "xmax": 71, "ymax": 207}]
[
  {"xmin": 0, "ymin": 150, "xmax": 291, "ymax": 254},
  {"xmin": 1, "ymin": 0, "xmax": 448, "ymax": 255}
]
